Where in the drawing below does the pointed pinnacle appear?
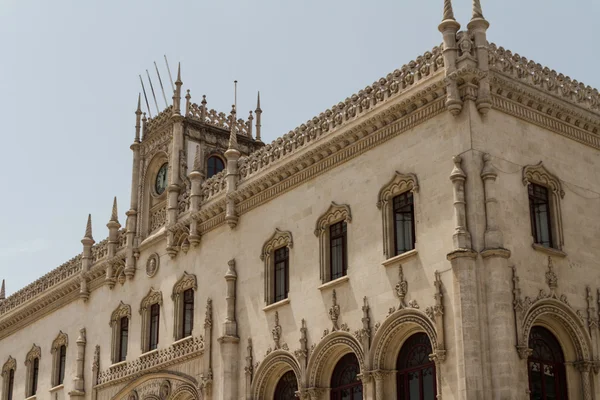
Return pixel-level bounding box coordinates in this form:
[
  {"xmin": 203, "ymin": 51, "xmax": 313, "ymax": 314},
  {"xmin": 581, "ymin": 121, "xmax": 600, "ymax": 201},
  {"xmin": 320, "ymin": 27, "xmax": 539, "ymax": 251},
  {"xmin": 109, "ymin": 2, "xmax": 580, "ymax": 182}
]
[
  {"xmin": 256, "ymin": 91, "xmax": 261, "ymax": 111},
  {"xmin": 443, "ymin": 0, "xmax": 455, "ymax": 21},
  {"xmin": 84, "ymin": 214, "xmax": 94, "ymax": 240},
  {"xmin": 110, "ymin": 197, "xmax": 119, "ymax": 222},
  {"xmin": 193, "ymin": 145, "xmax": 202, "ymax": 171},
  {"xmin": 176, "ymin": 62, "xmax": 182, "ymax": 84},
  {"xmin": 136, "ymin": 93, "xmax": 142, "ymax": 113},
  {"xmin": 0, "ymin": 279, "xmax": 5, "ymax": 300},
  {"xmin": 472, "ymin": 0, "xmax": 484, "ymax": 19},
  {"xmin": 228, "ymin": 105, "xmax": 238, "ymax": 150}
]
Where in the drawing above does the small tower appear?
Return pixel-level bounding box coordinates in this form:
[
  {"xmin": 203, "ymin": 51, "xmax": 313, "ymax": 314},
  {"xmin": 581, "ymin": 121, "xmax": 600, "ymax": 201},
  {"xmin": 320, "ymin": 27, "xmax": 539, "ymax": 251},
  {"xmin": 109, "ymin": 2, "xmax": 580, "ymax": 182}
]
[
  {"xmin": 467, "ymin": 0, "xmax": 492, "ymax": 114},
  {"xmin": 188, "ymin": 145, "xmax": 204, "ymax": 247},
  {"xmin": 125, "ymin": 97, "xmax": 143, "ymax": 279},
  {"xmin": 105, "ymin": 197, "xmax": 120, "ymax": 288},
  {"xmin": 255, "ymin": 92, "xmax": 262, "ymax": 142},
  {"xmin": 224, "ymin": 105, "xmax": 241, "ymax": 228},
  {"xmin": 438, "ymin": 0, "xmax": 463, "ymax": 116},
  {"xmin": 80, "ymin": 214, "xmax": 95, "ymax": 301},
  {"xmin": 0, "ymin": 279, "xmax": 5, "ymax": 301}
]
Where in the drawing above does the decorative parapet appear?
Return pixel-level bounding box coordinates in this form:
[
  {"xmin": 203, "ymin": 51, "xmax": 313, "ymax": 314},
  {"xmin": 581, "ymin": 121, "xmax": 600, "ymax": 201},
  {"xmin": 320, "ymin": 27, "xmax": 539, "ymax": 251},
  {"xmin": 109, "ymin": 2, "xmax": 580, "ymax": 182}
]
[
  {"xmin": 488, "ymin": 43, "xmax": 600, "ymax": 115},
  {"xmin": 187, "ymin": 105, "xmax": 251, "ymax": 137},
  {"xmin": 145, "ymin": 105, "xmax": 174, "ymax": 135},
  {"xmin": 237, "ymin": 44, "xmax": 444, "ymax": 183},
  {"xmin": 0, "ymin": 254, "xmax": 82, "ymax": 315},
  {"xmin": 200, "ymin": 170, "xmax": 227, "ymax": 202},
  {"xmin": 96, "ymin": 336, "xmax": 204, "ymax": 387},
  {"xmin": 91, "ymin": 238, "xmax": 110, "ymax": 264}
]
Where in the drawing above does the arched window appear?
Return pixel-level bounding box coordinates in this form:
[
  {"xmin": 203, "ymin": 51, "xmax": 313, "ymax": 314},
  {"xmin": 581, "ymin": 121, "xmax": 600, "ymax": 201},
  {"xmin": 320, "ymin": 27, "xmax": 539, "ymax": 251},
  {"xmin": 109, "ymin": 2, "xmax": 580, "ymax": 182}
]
[
  {"xmin": 274, "ymin": 370, "xmax": 298, "ymax": 400},
  {"xmin": 396, "ymin": 333, "xmax": 436, "ymax": 400},
  {"xmin": 330, "ymin": 353, "xmax": 362, "ymax": 400},
  {"xmin": 207, "ymin": 156, "xmax": 225, "ymax": 178},
  {"xmin": 528, "ymin": 326, "xmax": 568, "ymax": 400}
]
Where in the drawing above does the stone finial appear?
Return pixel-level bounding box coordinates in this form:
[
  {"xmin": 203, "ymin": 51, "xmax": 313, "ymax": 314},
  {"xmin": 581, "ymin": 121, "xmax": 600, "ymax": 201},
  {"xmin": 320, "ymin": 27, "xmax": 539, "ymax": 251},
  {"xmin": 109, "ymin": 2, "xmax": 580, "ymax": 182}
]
[
  {"xmin": 329, "ymin": 289, "xmax": 340, "ymax": 331},
  {"xmin": 227, "ymin": 105, "xmax": 238, "ymax": 151},
  {"xmin": 185, "ymin": 89, "xmax": 191, "ymax": 116},
  {"xmin": 135, "ymin": 94, "xmax": 142, "ymax": 143},
  {"xmin": 0, "ymin": 279, "xmax": 5, "ymax": 300},
  {"xmin": 83, "ymin": 214, "xmax": 94, "ymax": 243},
  {"xmin": 173, "ymin": 63, "xmax": 182, "ymax": 115},
  {"xmin": 450, "ymin": 155, "xmax": 466, "ymax": 181},
  {"xmin": 443, "ymin": 0, "xmax": 455, "ymax": 21},
  {"xmin": 110, "ymin": 197, "xmax": 119, "ymax": 223},
  {"xmin": 255, "ymin": 91, "xmax": 262, "ymax": 142},
  {"xmin": 395, "ymin": 265, "xmax": 408, "ymax": 308},
  {"xmin": 545, "ymin": 257, "xmax": 558, "ymax": 294},
  {"xmin": 472, "ymin": 0, "xmax": 484, "ymax": 19}
]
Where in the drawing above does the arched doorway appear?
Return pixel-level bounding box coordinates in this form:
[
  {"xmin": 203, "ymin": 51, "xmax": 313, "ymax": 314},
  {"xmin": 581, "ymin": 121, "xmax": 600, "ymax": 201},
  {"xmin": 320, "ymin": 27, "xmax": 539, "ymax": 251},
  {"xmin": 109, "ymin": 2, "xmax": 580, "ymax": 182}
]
[
  {"xmin": 273, "ymin": 370, "xmax": 298, "ymax": 400},
  {"xmin": 528, "ymin": 326, "xmax": 568, "ymax": 399},
  {"xmin": 330, "ymin": 353, "xmax": 362, "ymax": 400},
  {"xmin": 396, "ymin": 332, "xmax": 436, "ymax": 400}
]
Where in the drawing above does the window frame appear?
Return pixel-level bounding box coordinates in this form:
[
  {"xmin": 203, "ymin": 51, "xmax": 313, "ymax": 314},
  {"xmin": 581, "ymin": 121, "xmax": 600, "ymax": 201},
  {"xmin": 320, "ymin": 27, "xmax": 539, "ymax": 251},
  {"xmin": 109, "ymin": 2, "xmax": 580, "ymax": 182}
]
[
  {"xmin": 522, "ymin": 162, "xmax": 565, "ymax": 251},
  {"xmin": 527, "ymin": 326, "xmax": 568, "ymax": 400},
  {"xmin": 172, "ymin": 272, "xmax": 197, "ymax": 340},
  {"xmin": 329, "ymin": 221, "xmax": 348, "ymax": 281},
  {"xmin": 314, "ymin": 202, "xmax": 352, "ymax": 283},
  {"xmin": 24, "ymin": 344, "xmax": 41, "ymax": 398},
  {"xmin": 149, "ymin": 303, "xmax": 160, "ymax": 351},
  {"xmin": 261, "ymin": 229, "xmax": 293, "ymax": 305},
  {"xmin": 1, "ymin": 356, "xmax": 16, "ymax": 400},
  {"xmin": 206, "ymin": 155, "xmax": 225, "ymax": 179},
  {"xmin": 392, "ymin": 191, "xmax": 416, "ymax": 255},
  {"xmin": 139, "ymin": 288, "xmax": 163, "ymax": 353},
  {"xmin": 528, "ymin": 183, "xmax": 553, "ymax": 248},
  {"xmin": 118, "ymin": 316, "xmax": 129, "ymax": 362},
  {"xmin": 377, "ymin": 172, "xmax": 419, "ymax": 260},
  {"xmin": 273, "ymin": 246, "xmax": 290, "ymax": 303},
  {"xmin": 182, "ymin": 288, "xmax": 195, "ymax": 338},
  {"xmin": 50, "ymin": 331, "xmax": 68, "ymax": 388},
  {"xmin": 110, "ymin": 301, "xmax": 132, "ymax": 364}
]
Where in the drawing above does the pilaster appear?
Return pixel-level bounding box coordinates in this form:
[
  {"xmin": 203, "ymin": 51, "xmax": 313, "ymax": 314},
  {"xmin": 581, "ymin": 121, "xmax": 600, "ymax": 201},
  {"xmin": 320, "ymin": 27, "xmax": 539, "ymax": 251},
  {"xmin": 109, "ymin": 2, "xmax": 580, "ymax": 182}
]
[
  {"xmin": 219, "ymin": 259, "xmax": 240, "ymax": 400},
  {"xmin": 68, "ymin": 328, "xmax": 86, "ymax": 399}
]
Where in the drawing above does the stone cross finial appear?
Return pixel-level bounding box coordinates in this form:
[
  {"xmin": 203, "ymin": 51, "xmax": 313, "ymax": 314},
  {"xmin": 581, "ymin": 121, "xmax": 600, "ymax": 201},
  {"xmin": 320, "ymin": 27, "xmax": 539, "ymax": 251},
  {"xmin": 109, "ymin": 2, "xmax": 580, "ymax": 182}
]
[
  {"xmin": 472, "ymin": 0, "xmax": 484, "ymax": 19},
  {"xmin": 0, "ymin": 279, "xmax": 5, "ymax": 300},
  {"xmin": 83, "ymin": 214, "xmax": 94, "ymax": 242},
  {"xmin": 443, "ymin": 0, "xmax": 455, "ymax": 21},
  {"xmin": 110, "ymin": 197, "xmax": 119, "ymax": 223}
]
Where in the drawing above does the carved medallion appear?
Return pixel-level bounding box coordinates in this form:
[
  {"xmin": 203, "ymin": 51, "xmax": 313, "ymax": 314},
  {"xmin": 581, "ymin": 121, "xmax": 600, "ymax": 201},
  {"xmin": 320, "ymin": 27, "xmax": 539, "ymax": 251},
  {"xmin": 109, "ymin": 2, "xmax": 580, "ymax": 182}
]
[
  {"xmin": 146, "ymin": 253, "xmax": 160, "ymax": 278},
  {"xmin": 160, "ymin": 379, "xmax": 171, "ymax": 399}
]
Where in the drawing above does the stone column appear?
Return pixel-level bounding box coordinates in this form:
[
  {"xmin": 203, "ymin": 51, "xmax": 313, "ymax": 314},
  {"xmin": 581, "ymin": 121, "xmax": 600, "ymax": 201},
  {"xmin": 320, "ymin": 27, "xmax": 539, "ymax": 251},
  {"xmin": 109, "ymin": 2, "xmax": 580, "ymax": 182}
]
[
  {"xmin": 225, "ymin": 107, "xmax": 241, "ymax": 229},
  {"xmin": 125, "ymin": 99, "xmax": 142, "ymax": 279},
  {"xmin": 576, "ymin": 361, "xmax": 593, "ymax": 400},
  {"xmin": 219, "ymin": 259, "xmax": 240, "ymax": 400},
  {"xmin": 467, "ymin": 1, "xmax": 492, "ymax": 115},
  {"xmin": 438, "ymin": 0, "xmax": 462, "ymax": 116},
  {"xmin": 68, "ymin": 328, "xmax": 86, "ymax": 398},
  {"xmin": 201, "ymin": 298, "xmax": 213, "ymax": 400},
  {"xmin": 105, "ymin": 197, "xmax": 120, "ymax": 288},
  {"xmin": 188, "ymin": 145, "xmax": 204, "ymax": 247}
]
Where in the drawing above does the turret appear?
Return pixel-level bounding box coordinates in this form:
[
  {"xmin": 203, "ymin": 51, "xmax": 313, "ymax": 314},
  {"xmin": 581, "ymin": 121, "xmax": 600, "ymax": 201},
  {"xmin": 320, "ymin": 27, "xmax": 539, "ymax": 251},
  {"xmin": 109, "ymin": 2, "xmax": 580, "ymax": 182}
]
[
  {"xmin": 438, "ymin": 0, "xmax": 463, "ymax": 116},
  {"xmin": 255, "ymin": 92, "xmax": 262, "ymax": 142},
  {"xmin": 467, "ymin": 0, "xmax": 492, "ymax": 114},
  {"xmin": 224, "ymin": 105, "xmax": 241, "ymax": 229},
  {"xmin": 105, "ymin": 197, "xmax": 120, "ymax": 288},
  {"xmin": 188, "ymin": 145, "xmax": 204, "ymax": 247},
  {"xmin": 125, "ymin": 97, "xmax": 143, "ymax": 279},
  {"xmin": 80, "ymin": 215, "xmax": 95, "ymax": 301}
]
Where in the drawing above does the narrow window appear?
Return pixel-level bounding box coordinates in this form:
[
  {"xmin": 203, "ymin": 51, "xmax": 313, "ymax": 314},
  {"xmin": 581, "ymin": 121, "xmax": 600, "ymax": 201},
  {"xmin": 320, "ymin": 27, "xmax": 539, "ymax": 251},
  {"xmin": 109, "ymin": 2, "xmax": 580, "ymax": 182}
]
[
  {"xmin": 273, "ymin": 247, "xmax": 289, "ymax": 303},
  {"xmin": 57, "ymin": 345, "xmax": 66, "ymax": 385},
  {"xmin": 149, "ymin": 304, "xmax": 160, "ymax": 350},
  {"xmin": 118, "ymin": 316, "xmax": 129, "ymax": 362},
  {"xmin": 31, "ymin": 358, "xmax": 39, "ymax": 396},
  {"xmin": 7, "ymin": 369, "xmax": 14, "ymax": 400},
  {"xmin": 207, "ymin": 156, "xmax": 225, "ymax": 178},
  {"xmin": 393, "ymin": 192, "xmax": 415, "ymax": 255},
  {"xmin": 330, "ymin": 221, "xmax": 347, "ymax": 281},
  {"xmin": 182, "ymin": 288, "xmax": 194, "ymax": 338},
  {"xmin": 529, "ymin": 183, "xmax": 553, "ymax": 248}
]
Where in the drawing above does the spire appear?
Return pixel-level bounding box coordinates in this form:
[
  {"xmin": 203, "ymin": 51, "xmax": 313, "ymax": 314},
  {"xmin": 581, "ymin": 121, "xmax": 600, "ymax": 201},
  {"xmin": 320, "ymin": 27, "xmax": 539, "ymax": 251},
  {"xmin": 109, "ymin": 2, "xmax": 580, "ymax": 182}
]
[
  {"xmin": 135, "ymin": 94, "xmax": 142, "ymax": 143},
  {"xmin": 83, "ymin": 214, "xmax": 94, "ymax": 242},
  {"xmin": 443, "ymin": 0, "xmax": 456, "ymax": 21},
  {"xmin": 0, "ymin": 279, "xmax": 5, "ymax": 300},
  {"xmin": 110, "ymin": 197, "xmax": 119, "ymax": 223},
  {"xmin": 173, "ymin": 63, "xmax": 182, "ymax": 115},
  {"xmin": 472, "ymin": 0, "xmax": 484, "ymax": 19},
  {"xmin": 228, "ymin": 105, "xmax": 238, "ymax": 151},
  {"xmin": 255, "ymin": 91, "xmax": 262, "ymax": 142}
]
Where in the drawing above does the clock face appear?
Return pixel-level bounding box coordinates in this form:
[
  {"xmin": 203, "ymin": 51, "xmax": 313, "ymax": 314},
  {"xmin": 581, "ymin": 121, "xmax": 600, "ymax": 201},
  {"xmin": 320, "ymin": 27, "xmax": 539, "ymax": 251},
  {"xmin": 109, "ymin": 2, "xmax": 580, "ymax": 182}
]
[{"xmin": 155, "ymin": 163, "xmax": 168, "ymax": 195}]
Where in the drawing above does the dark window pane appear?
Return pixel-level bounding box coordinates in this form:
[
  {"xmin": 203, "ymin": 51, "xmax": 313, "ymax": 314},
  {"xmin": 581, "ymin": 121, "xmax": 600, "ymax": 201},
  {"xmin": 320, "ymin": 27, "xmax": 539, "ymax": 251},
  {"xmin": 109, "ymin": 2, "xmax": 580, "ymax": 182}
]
[
  {"xmin": 183, "ymin": 289, "xmax": 194, "ymax": 337},
  {"xmin": 396, "ymin": 333, "xmax": 436, "ymax": 400},
  {"xmin": 274, "ymin": 370, "xmax": 298, "ymax": 400},
  {"xmin": 274, "ymin": 247, "xmax": 289, "ymax": 303},
  {"xmin": 393, "ymin": 192, "xmax": 415, "ymax": 254},
  {"xmin": 119, "ymin": 316, "xmax": 129, "ymax": 361},
  {"xmin": 529, "ymin": 184, "xmax": 553, "ymax": 248},
  {"xmin": 329, "ymin": 222, "xmax": 347, "ymax": 280},
  {"xmin": 58, "ymin": 345, "xmax": 66, "ymax": 384},
  {"xmin": 8, "ymin": 368, "xmax": 14, "ymax": 400},
  {"xmin": 207, "ymin": 156, "xmax": 225, "ymax": 178},
  {"xmin": 32, "ymin": 357, "xmax": 39, "ymax": 395},
  {"xmin": 149, "ymin": 303, "xmax": 160, "ymax": 350},
  {"xmin": 330, "ymin": 353, "xmax": 362, "ymax": 399},
  {"xmin": 527, "ymin": 326, "xmax": 567, "ymax": 400}
]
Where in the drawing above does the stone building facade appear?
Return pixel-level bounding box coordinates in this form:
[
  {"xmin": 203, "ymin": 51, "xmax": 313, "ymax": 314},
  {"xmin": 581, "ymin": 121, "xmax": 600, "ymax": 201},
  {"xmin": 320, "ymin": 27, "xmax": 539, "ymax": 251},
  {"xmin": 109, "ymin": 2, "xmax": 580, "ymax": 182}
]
[{"xmin": 1, "ymin": 1, "xmax": 600, "ymax": 399}]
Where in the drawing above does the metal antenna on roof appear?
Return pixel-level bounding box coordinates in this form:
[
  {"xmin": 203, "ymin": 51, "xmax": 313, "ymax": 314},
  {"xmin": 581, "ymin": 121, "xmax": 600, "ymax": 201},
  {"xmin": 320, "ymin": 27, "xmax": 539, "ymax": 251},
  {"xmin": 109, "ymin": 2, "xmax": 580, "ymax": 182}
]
[
  {"xmin": 164, "ymin": 55, "xmax": 175, "ymax": 93},
  {"xmin": 234, "ymin": 80, "xmax": 238, "ymax": 113},
  {"xmin": 139, "ymin": 75, "xmax": 153, "ymax": 118},
  {"xmin": 146, "ymin": 69, "xmax": 160, "ymax": 114},
  {"xmin": 154, "ymin": 61, "xmax": 169, "ymax": 108}
]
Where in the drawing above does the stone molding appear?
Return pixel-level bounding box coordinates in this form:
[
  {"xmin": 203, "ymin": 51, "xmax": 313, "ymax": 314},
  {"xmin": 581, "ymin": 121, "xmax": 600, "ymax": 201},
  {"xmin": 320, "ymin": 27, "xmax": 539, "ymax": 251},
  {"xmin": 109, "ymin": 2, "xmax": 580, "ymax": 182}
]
[
  {"xmin": 1, "ymin": 356, "xmax": 15, "ymax": 377},
  {"xmin": 50, "ymin": 331, "xmax": 68, "ymax": 353},
  {"xmin": 522, "ymin": 161, "xmax": 565, "ymax": 250},
  {"xmin": 110, "ymin": 302, "xmax": 131, "ymax": 364},
  {"xmin": 315, "ymin": 202, "xmax": 352, "ymax": 283},
  {"xmin": 110, "ymin": 301, "xmax": 132, "ymax": 327},
  {"xmin": 376, "ymin": 171, "xmax": 419, "ymax": 259},
  {"xmin": 261, "ymin": 229, "xmax": 293, "ymax": 305},
  {"xmin": 172, "ymin": 272, "xmax": 197, "ymax": 340},
  {"xmin": 250, "ymin": 349, "xmax": 303, "ymax": 400},
  {"xmin": 96, "ymin": 336, "xmax": 204, "ymax": 388},
  {"xmin": 139, "ymin": 288, "xmax": 163, "ymax": 352},
  {"xmin": 25, "ymin": 344, "xmax": 41, "ymax": 366}
]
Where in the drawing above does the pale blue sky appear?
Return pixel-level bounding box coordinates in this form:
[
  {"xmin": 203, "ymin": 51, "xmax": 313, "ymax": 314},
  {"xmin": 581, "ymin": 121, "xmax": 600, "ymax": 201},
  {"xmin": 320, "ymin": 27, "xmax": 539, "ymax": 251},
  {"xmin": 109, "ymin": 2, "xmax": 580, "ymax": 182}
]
[{"xmin": 0, "ymin": 0, "xmax": 598, "ymax": 296}]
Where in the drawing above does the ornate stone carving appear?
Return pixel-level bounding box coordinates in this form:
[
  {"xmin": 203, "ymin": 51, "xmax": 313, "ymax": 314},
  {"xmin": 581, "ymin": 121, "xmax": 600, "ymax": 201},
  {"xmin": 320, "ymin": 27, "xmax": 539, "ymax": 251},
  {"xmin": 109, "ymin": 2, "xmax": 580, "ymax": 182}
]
[
  {"xmin": 25, "ymin": 344, "xmax": 41, "ymax": 365},
  {"xmin": 395, "ymin": 265, "xmax": 408, "ymax": 308},
  {"xmin": 1, "ymin": 356, "xmax": 16, "ymax": 377},
  {"xmin": 329, "ymin": 289, "xmax": 341, "ymax": 332},
  {"xmin": 271, "ymin": 311, "xmax": 283, "ymax": 350},
  {"xmin": 315, "ymin": 202, "xmax": 352, "ymax": 282},
  {"xmin": 377, "ymin": 171, "xmax": 419, "ymax": 258},
  {"xmin": 146, "ymin": 253, "xmax": 160, "ymax": 277},
  {"xmin": 159, "ymin": 379, "xmax": 171, "ymax": 399},
  {"xmin": 110, "ymin": 301, "xmax": 131, "ymax": 327},
  {"xmin": 140, "ymin": 288, "xmax": 163, "ymax": 313},
  {"xmin": 171, "ymin": 272, "xmax": 197, "ymax": 300},
  {"xmin": 51, "ymin": 330, "xmax": 68, "ymax": 353},
  {"xmin": 261, "ymin": 229, "xmax": 293, "ymax": 304}
]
